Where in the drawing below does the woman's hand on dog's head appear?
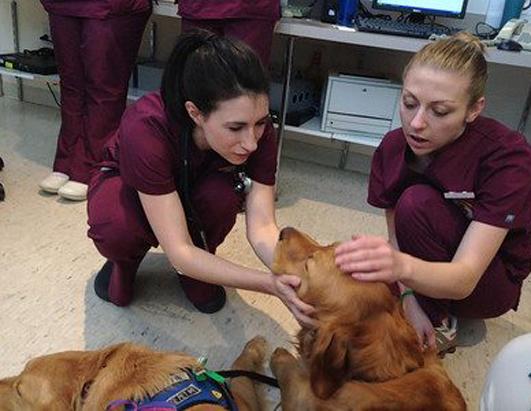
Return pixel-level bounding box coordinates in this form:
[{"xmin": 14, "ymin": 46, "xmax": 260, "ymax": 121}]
[
  {"xmin": 335, "ymin": 235, "xmax": 407, "ymax": 284},
  {"xmin": 272, "ymin": 274, "xmax": 317, "ymax": 328}
]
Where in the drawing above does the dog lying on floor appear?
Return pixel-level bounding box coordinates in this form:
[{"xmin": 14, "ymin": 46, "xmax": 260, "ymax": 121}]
[
  {"xmin": 269, "ymin": 227, "xmax": 467, "ymax": 411},
  {"xmin": 0, "ymin": 337, "xmax": 268, "ymax": 411}
]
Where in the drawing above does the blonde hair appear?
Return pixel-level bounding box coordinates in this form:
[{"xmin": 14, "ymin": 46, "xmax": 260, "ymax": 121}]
[{"xmin": 403, "ymin": 32, "xmax": 487, "ymax": 106}]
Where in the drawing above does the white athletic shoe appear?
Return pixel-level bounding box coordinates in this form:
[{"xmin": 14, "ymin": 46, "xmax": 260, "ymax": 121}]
[
  {"xmin": 58, "ymin": 181, "xmax": 88, "ymax": 201},
  {"xmin": 39, "ymin": 172, "xmax": 69, "ymax": 194}
]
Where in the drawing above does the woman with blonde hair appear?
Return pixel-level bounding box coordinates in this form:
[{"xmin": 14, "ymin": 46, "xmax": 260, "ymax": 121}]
[{"xmin": 336, "ymin": 33, "xmax": 531, "ymax": 353}]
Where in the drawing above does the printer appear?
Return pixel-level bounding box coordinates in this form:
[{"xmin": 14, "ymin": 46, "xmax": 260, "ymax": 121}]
[{"xmin": 321, "ymin": 74, "xmax": 401, "ymax": 142}]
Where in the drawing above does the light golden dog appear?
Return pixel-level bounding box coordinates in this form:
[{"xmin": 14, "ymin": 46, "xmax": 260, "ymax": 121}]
[
  {"xmin": 0, "ymin": 338, "xmax": 267, "ymax": 411},
  {"xmin": 269, "ymin": 227, "xmax": 467, "ymax": 411}
]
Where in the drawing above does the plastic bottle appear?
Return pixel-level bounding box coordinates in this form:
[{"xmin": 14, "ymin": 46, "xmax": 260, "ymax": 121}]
[
  {"xmin": 486, "ymin": 0, "xmax": 506, "ymax": 29},
  {"xmin": 337, "ymin": 0, "xmax": 358, "ymax": 27}
]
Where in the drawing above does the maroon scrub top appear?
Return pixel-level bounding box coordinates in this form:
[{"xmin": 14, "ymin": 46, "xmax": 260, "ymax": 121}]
[
  {"xmin": 368, "ymin": 116, "xmax": 531, "ymax": 281},
  {"xmin": 40, "ymin": 0, "xmax": 152, "ymax": 18},
  {"xmin": 178, "ymin": 0, "xmax": 281, "ymax": 21},
  {"xmin": 100, "ymin": 91, "xmax": 277, "ymax": 196}
]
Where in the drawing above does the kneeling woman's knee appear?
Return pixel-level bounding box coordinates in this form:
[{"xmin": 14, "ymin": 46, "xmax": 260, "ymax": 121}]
[
  {"xmin": 88, "ymin": 220, "xmax": 151, "ymax": 261},
  {"xmin": 395, "ymin": 184, "xmax": 442, "ymax": 225}
]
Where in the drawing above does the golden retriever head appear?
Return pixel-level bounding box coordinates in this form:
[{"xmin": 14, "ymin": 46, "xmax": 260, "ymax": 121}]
[
  {"xmin": 272, "ymin": 227, "xmax": 424, "ymax": 399},
  {"xmin": 0, "ymin": 343, "xmax": 201, "ymax": 411}
]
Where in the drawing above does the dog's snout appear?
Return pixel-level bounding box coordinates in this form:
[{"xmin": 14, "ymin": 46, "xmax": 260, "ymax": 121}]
[{"xmin": 279, "ymin": 227, "xmax": 296, "ymax": 241}]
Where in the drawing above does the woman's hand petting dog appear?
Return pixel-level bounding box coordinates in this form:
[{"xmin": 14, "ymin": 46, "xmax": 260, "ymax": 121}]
[
  {"xmin": 402, "ymin": 293, "xmax": 437, "ymax": 349},
  {"xmin": 335, "ymin": 235, "xmax": 408, "ymax": 283},
  {"xmin": 272, "ymin": 274, "xmax": 316, "ymax": 328},
  {"xmin": 336, "ymin": 235, "xmax": 438, "ymax": 349}
]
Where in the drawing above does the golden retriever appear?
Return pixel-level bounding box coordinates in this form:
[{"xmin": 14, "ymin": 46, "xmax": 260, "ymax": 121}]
[
  {"xmin": 0, "ymin": 337, "xmax": 267, "ymax": 411},
  {"xmin": 269, "ymin": 227, "xmax": 467, "ymax": 411}
]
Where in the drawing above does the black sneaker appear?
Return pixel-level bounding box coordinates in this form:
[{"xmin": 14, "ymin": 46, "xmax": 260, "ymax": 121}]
[
  {"xmin": 94, "ymin": 260, "xmax": 113, "ymax": 303},
  {"xmin": 94, "ymin": 260, "xmax": 135, "ymax": 306},
  {"xmin": 178, "ymin": 273, "xmax": 227, "ymax": 314},
  {"xmin": 192, "ymin": 286, "xmax": 226, "ymax": 314}
]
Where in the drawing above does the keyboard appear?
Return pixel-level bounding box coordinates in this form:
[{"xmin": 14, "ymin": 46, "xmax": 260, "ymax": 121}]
[{"xmin": 355, "ymin": 16, "xmax": 461, "ymax": 39}]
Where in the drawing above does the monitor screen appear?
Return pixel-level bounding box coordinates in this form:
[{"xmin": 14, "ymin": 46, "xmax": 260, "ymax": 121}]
[{"xmin": 372, "ymin": 0, "xmax": 468, "ymax": 19}]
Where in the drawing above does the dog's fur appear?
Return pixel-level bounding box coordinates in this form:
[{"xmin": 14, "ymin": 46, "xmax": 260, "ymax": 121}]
[
  {"xmin": 269, "ymin": 227, "xmax": 467, "ymax": 411},
  {"xmin": 0, "ymin": 338, "xmax": 267, "ymax": 411},
  {"xmin": 0, "ymin": 227, "xmax": 466, "ymax": 411}
]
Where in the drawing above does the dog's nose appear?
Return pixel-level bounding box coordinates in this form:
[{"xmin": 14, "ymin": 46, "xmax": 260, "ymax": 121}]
[{"xmin": 279, "ymin": 227, "xmax": 296, "ymax": 241}]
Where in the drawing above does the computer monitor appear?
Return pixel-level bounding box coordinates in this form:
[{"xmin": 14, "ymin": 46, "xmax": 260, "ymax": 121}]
[{"xmin": 372, "ymin": 0, "xmax": 468, "ymax": 19}]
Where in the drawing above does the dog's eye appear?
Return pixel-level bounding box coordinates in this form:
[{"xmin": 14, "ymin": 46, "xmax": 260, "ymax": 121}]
[{"xmin": 14, "ymin": 381, "xmax": 23, "ymax": 398}]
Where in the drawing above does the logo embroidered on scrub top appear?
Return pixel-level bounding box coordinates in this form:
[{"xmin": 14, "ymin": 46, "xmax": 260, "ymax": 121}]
[{"xmin": 505, "ymin": 214, "xmax": 515, "ymax": 224}]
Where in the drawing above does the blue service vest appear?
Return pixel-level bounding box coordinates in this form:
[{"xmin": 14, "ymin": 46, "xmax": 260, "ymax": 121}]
[{"xmin": 106, "ymin": 369, "xmax": 238, "ymax": 411}]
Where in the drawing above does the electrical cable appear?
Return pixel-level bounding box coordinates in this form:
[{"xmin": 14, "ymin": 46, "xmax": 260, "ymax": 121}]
[
  {"xmin": 46, "ymin": 82, "xmax": 60, "ymax": 107},
  {"xmin": 475, "ymin": 22, "xmax": 499, "ymax": 39}
]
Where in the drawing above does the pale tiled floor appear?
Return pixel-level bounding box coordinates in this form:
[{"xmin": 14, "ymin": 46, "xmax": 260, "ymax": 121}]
[{"xmin": 0, "ymin": 97, "xmax": 529, "ymax": 409}]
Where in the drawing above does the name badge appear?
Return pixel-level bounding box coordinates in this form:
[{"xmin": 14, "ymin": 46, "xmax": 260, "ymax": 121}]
[{"xmin": 443, "ymin": 191, "xmax": 475, "ymax": 200}]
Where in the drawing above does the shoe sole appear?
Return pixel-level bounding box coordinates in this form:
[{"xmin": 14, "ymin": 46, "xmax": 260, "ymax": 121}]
[
  {"xmin": 58, "ymin": 192, "xmax": 87, "ymax": 201},
  {"xmin": 438, "ymin": 346, "xmax": 457, "ymax": 358},
  {"xmin": 39, "ymin": 185, "xmax": 61, "ymax": 194}
]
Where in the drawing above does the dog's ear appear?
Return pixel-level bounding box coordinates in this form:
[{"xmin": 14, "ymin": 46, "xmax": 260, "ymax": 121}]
[{"xmin": 309, "ymin": 325, "xmax": 351, "ymax": 399}]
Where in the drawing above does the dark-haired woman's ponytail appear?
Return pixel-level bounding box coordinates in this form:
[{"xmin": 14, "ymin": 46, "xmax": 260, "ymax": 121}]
[{"xmin": 160, "ymin": 29, "xmax": 215, "ymax": 126}]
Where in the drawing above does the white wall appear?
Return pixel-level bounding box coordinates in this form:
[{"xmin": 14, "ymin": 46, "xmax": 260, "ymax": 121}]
[
  {"xmin": 468, "ymin": 0, "xmax": 489, "ymax": 15},
  {"xmin": 0, "ymin": 1, "xmax": 49, "ymax": 53},
  {"xmin": 0, "ymin": 0, "xmax": 53, "ymax": 102},
  {"xmin": 0, "ymin": 1, "xmax": 13, "ymax": 54}
]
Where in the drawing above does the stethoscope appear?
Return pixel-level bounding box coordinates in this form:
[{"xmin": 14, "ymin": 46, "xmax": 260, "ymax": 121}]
[{"xmin": 179, "ymin": 123, "xmax": 251, "ymax": 252}]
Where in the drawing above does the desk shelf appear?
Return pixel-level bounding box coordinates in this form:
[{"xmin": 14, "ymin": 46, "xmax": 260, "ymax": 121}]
[
  {"xmin": 0, "ymin": 59, "xmax": 160, "ymax": 102},
  {"xmin": 0, "ymin": 67, "xmax": 59, "ymax": 84},
  {"xmin": 127, "ymin": 87, "xmax": 150, "ymax": 101},
  {"xmin": 285, "ymin": 116, "xmax": 381, "ymax": 148},
  {"xmin": 0, "ymin": 66, "xmax": 151, "ymax": 102}
]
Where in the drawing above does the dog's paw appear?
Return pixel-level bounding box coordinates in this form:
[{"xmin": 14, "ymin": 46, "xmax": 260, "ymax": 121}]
[
  {"xmin": 270, "ymin": 347, "xmax": 297, "ymax": 372},
  {"xmin": 243, "ymin": 335, "xmax": 268, "ymax": 364}
]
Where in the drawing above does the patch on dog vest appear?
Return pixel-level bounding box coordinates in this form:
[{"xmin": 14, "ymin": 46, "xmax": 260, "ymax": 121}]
[{"xmin": 106, "ymin": 369, "xmax": 238, "ymax": 410}]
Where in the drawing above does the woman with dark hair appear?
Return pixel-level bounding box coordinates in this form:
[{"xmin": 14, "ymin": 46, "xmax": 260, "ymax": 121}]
[
  {"xmin": 86, "ymin": 30, "xmax": 313, "ymax": 324},
  {"xmin": 38, "ymin": 0, "xmax": 152, "ymax": 201}
]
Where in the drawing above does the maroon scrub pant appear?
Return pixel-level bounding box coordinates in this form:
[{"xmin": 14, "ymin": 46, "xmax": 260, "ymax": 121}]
[
  {"xmin": 394, "ymin": 184, "xmax": 521, "ymax": 326},
  {"xmin": 49, "ymin": 11, "xmax": 150, "ymax": 184},
  {"xmin": 181, "ymin": 18, "xmax": 276, "ymax": 67},
  {"xmin": 87, "ymin": 169, "xmax": 244, "ymax": 305}
]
